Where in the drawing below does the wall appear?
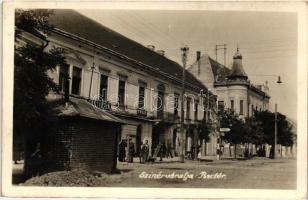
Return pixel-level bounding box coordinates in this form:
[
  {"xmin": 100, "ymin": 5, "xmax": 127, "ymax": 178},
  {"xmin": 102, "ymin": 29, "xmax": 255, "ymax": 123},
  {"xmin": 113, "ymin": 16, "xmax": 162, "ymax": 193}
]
[
  {"xmin": 216, "ymin": 84, "xmax": 248, "ymax": 117},
  {"xmin": 188, "ymin": 54, "xmax": 216, "ymax": 91},
  {"xmin": 249, "ymin": 89, "xmax": 270, "ymax": 116},
  {"xmin": 54, "ymin": 117, "xmax": 119, "ymax": 173}
]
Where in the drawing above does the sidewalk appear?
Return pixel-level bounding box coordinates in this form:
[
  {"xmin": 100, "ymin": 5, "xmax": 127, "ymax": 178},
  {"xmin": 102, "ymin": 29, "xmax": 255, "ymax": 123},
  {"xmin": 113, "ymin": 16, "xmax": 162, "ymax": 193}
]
[{"xmin": 128, "ymin": 155, "xmax": 233, "ymax": 164}]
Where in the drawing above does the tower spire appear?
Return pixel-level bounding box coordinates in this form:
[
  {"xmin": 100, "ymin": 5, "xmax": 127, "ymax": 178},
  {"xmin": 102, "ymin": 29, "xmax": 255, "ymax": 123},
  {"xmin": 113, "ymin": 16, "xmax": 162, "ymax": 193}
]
[{"xmin": 228, "ymin": 45, "xmax": 247, "ymax": 80}]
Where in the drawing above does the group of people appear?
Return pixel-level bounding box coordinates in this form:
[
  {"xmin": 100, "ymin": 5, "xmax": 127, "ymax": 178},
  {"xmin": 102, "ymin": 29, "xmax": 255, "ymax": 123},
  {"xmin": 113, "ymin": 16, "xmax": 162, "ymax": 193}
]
[
  {"xmin": 154, "ymin": 141, "xmax": 173, "ymax": 161},
  {"xmin": 118, "ymin": 139, "xmax": 175, "ymax": 163},
  {"xmin": 118, "ymin": 138, "xmax": 150, "ymax": 163}
]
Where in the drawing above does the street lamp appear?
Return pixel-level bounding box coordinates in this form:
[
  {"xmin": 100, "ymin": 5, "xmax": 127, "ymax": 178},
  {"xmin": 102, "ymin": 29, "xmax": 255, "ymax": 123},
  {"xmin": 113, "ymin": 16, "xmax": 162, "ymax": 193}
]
[{"xmin": 274, "ymin": 75, "xmax": 282, "ymax": 159}]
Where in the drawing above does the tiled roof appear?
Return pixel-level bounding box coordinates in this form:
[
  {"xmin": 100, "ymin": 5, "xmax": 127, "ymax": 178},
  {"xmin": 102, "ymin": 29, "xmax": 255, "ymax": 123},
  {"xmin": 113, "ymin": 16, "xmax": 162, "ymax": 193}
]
[
  {"xmin": 228, "ymin": 50, "xmax": 248, "ymax": 79},
  {"xmin": 208, "ymin": 57, "xmax": 231, "ymax": 82},
  {"xmin": 49, "ymin": 9, "xmax": 206, "ymax": 91}
]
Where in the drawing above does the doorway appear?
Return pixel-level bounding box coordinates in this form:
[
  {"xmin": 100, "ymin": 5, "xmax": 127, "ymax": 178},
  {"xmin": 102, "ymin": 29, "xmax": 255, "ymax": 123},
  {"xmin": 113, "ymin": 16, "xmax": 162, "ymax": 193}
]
[{"xmin": 136, "ymin": 125, "xmax": 142, "ymax": 156}]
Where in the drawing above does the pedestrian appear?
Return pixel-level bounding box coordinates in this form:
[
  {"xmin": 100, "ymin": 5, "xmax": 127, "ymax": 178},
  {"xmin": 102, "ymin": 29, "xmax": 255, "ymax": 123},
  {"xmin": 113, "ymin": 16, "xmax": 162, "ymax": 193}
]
[
  {"xmin": 127, "ymin": 138, "xmax": 135, "ymax": 163},
  {"xmin": 165, "ymin": 140, "xmax": 173, "ymax": 159},
  {"xmin": 158, "ymin": 142, "xmax": 166, "ymax": 161},
  {"xmin": 197, "ymin": 146, "xmax": 202, "ymax": 162},
  {"xmin": 139, "ymin": 143, "xmax": 144, "ymax": 164},
  {"xmin": 140, "ymin": 140, "xmax": 149, "ymax": 164},
  {"xmin": 216, "ymin": 143, "xmax": 221, "ymax": 160},
  {"xmin": 269, "ymin": 146, "xmax": 274, "ymax": 159},
  {"xmin": 118, "ymin": 139, "xmax": 126, "ymax": 162}
]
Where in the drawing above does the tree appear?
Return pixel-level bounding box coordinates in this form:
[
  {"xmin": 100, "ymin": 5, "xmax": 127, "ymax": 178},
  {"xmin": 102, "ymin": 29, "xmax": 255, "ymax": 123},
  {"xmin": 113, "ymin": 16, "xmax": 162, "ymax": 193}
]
[
  {"xmin": 254, "ymin": 110, "xmax": 295, "ymax": 147},
  {"xmin": 242, "ymin": 117, "xmax": 264, "ymax": 157},
  {"xmin": 219, "ymin": 109, "xmax": 246, "ymax": 158},
  {"xmin": 14, "ymin": 9, "xmax": 66, "ymax": 176}
]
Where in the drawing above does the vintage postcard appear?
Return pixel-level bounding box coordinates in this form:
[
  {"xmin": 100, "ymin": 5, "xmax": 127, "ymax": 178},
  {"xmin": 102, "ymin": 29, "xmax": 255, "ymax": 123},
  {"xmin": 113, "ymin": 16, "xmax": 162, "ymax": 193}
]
[{"xmin": 2, "ymin": 1, "xmax": 307, "ymax": 199}]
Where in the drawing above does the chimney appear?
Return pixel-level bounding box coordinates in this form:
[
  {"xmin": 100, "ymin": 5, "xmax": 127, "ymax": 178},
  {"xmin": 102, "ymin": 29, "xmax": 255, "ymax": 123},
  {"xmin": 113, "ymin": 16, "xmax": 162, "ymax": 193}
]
[
  {"xmin": 156, "ymin": 50, "xmax": 165, "ymax": 56},
  {"xmin": 197, "ymin": 51, "xmax": 201, "ymax": 75},
  {"xmin": 147, "ymin": 45, "xmax": 155, "ymax": 51},
  {"xmin": 196, "ymin": 51, "xmax": 201, "ymax": 61}
]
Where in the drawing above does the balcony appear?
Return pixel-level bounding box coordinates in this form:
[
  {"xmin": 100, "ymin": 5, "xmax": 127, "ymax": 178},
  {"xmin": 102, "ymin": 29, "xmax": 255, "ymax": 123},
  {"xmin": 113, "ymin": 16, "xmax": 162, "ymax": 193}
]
[
  {"xmin": 157, "ymin": 111, "xmax": 180, "ymax": 122},
  {"xmin": 88, "ymin": 99, "xmax": 111, "ymax": 111},
  {"xmin": 137, "ymin": 108, "xmax": 147, "ymax": 117}
]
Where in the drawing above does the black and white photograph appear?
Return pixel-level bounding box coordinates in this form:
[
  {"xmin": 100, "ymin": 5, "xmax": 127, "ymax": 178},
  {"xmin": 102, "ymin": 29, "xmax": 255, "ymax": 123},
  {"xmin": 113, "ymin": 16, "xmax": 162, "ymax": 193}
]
[{"xmin": 2, "ymin": 1, "xmax": 307, "ymax": 199}]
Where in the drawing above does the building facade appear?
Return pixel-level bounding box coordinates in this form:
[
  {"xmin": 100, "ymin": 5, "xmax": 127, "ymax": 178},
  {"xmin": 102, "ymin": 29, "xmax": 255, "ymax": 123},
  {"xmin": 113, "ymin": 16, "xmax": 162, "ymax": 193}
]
[
  {"xmin": 189, "ymin": 48, "xmax": 270, "ymax": 118},
  {"xmin": 18, "ymin": 9, "xmax": 218, "ymax": 159}
]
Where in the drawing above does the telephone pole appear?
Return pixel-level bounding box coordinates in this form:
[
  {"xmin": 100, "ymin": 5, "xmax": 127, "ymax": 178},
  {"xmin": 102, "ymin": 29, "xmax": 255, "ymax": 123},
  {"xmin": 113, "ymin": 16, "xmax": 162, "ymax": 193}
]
[
  {"xmin": 180, "ymin": 45, "xmax": 189, "ymax": 163},
  {"xmin": 215, "ymin": 44, "xmax": 227, "ymax": 66}
]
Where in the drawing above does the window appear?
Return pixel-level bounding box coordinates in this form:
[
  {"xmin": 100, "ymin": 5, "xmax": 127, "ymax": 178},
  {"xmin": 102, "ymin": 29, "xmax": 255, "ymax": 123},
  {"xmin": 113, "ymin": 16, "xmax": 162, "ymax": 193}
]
[
  {"xmin": 174, "ymin": 93, "xmax": 179, "ymax": 116},
  {"xmin": 218, "ymin": 101, "xmax": 224, "ymax": 113},
  {"xmin": 230, "ymin": 100, "xmax": 234, "ymax": 110},
  {"xmin": 240, "ymin": 100, "xmax": 244, "ymax": 115},
  {"xmin": 118, "ymin": 80, "xmax": 126, "ymax": 106},
  {"xmin": 71, "ymin": 67, "xmax": 82, "ymax": 95},
  {"xmin": 194, "ymin": 100, "xmax": 199, "ymax": 120},
  {"xmin": 138, "ymin": 86, "xmax": 145, "ymax": 109},
  {"xmin": 59, "ymin": 64, "xmax": 70, "ymax": 92},
  {"xmin": 251, "ymin": 104, "xmax": 254, "ymax": 116},
  {"xmin": 100, "ymin": 74, "xmax": 108, "ymax": 101},
  {"xmin": 186, "ymin": 98, "xmax": 191, "ymax": 119},
  {"xmin": 203, "ymin": 100, "xmax": 207, "ymax": 121}
]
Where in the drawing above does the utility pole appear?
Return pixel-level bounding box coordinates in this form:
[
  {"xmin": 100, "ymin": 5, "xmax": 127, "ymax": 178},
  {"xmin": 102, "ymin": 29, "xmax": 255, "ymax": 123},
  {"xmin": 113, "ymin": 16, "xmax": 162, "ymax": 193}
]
[
  {"xmin": 274, "ymin": 76, "xmax": 282, "ymax": 159},
  {"xmin": 274, "ymin": 103, "xmax": 277, "ymax": 159},
  {"xmin": 180, "ymin": 46, "xmax": 189, "ymax": 163},
  {"xmin": 207, "ymin": 89, "xmax": 210, "ymax": 121},
  {"xmin": 215, "ymin": 44, "xmax": 227, "ymax": 66}
]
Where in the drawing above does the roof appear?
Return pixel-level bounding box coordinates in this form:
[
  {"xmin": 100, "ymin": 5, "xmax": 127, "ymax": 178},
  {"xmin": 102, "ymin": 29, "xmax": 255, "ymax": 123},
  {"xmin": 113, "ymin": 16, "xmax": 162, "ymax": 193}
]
[
  {"xmin": 53, "ymin": 97, "xmax": 125, "ymax": 124},
  {"xmin": 208, "ymin": 57, "xmax": 231, "ymax": 82},
  {"xmin": 48, "ymin": 9, "xmax": 206, "ymax": 91},
  {"xmin": 228, "ymin": 49, "xmax": 248, "ymax": 79},
  {"xmin": 208, "ymin": 57, "xmax": 269, "ymax": 98}
]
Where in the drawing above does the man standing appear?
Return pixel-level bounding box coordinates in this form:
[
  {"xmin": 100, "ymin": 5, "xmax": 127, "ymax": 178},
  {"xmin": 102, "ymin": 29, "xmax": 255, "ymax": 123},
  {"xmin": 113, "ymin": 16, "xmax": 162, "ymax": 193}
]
[
  {"xmin": 140, "ymin": 140, "xmax": 149, "ymax": 164},
  {"xmin": 118, "ymin": 139, "xmax": 126, "ymax": 162},
  {"xmin": 157, "ymin": 142, "xmax": 166, "ymax": 161},
  {"xmin": 216, "ymin": 143, "xmax": 221, "ymax": 160},
  {"xmin": 165, "ymin": 140, "xmax": 173, "ymax": 159},
  {"xmin": 127, "ymin": 138, "xmax": 135, "ymax": 163}
]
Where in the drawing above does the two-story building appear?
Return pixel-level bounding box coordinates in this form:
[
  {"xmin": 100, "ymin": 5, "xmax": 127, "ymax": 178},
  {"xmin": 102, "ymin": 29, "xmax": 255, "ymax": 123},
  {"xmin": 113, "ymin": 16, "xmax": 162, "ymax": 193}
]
[{"xmin": 43, "ymin": 9, "xmax": 218, "ymax": 158}]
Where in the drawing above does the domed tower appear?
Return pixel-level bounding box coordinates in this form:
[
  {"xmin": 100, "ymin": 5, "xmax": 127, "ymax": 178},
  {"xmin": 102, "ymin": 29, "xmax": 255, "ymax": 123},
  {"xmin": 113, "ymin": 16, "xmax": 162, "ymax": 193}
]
[{"xmin": 227, "ymin": 47, "xmax": 248, "ymax": 81}]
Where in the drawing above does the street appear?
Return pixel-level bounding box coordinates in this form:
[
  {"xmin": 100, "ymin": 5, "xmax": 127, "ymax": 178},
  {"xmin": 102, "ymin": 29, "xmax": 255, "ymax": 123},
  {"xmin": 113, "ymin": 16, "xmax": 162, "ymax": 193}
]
[
  {"xmin": 19, "ymin": 157, "xmax": 296, "ymax": 189},
  {"xmin": 113, "ymin": 157, "xmax": 296, "ymax": 189}
]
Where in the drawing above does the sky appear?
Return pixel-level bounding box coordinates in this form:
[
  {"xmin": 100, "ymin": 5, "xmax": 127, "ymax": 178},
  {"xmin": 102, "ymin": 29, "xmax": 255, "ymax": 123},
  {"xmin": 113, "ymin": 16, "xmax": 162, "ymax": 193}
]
[{"xmin": 78, "ymin": 10, "xmax": 298, "ymax": 121}]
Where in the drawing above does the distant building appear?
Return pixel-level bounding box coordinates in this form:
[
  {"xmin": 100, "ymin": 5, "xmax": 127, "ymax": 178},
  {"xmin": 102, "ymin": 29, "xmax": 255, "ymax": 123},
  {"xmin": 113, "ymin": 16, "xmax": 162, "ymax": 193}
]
[
  {"xmin": 189, "ymin": 48, "xmax": 271, "ymax": 157},
  {"xmin": 189, "ymin": 48, "xmax": 270, "ymax": 118}
]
